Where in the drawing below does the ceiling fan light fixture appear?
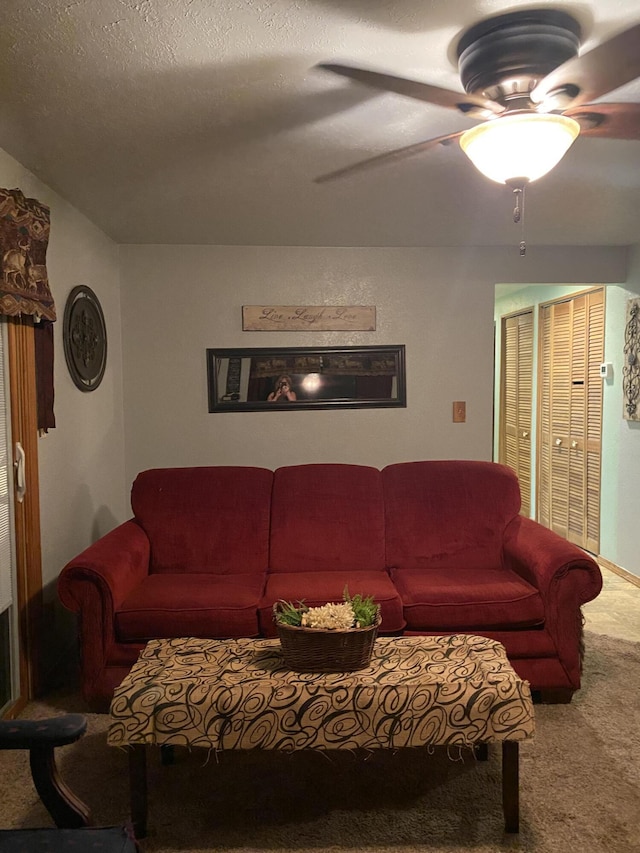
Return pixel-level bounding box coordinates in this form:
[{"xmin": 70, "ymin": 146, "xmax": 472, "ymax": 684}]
[{"xmin": 459, "ymin": 113, "xmax": 580, "ymax": 184}]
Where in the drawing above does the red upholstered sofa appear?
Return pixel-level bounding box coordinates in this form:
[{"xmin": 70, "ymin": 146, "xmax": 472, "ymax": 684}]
[{"xmin": 58, "ymin": 461, "xmax": 602, "ymax": 710}]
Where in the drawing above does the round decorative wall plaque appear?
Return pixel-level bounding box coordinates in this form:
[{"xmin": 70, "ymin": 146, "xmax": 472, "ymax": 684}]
[{"xmin": 63, "ymin": 285, "xmax": 107, "ymax": 392}]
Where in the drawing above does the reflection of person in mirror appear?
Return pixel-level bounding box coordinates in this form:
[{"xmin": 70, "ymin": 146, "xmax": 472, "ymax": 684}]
[{"xmin": 267, "ymin": 374, "xmax": 297, "ymax": 402}]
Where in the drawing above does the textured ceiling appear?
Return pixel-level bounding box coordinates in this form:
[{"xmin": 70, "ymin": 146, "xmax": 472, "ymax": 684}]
[{"xmin": 1, "ymin": 0, "xmax": 639, "ymax": 247}]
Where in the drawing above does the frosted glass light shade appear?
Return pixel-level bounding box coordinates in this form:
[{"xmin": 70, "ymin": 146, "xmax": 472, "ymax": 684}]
[{"xmin": 459, "ymin": 113, "xmax": 580, "ymax": 184}]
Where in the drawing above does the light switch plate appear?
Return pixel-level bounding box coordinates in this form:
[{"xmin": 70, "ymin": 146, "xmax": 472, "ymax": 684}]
[{"xmin": 453, "ymin": 401, "xmax": 466, "ymax": 423}]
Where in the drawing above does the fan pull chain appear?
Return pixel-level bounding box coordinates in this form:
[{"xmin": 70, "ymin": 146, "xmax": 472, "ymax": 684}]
[{"xmin": 512, "ymin": 183, "xmax": 526, "ymax": 256}]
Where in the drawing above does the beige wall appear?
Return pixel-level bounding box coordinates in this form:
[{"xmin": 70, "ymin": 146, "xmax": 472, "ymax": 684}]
[
  {"xmin": 0, "ymin": 148, "xmax": 127, "ymax": 668},
  {"xmin": 120, "ymin": 244, "xmax": 627, "ymax": 486}
]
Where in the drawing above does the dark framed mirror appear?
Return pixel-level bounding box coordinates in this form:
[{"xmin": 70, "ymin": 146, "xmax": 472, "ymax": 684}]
[{"xmin": 207, "ymin": 345, "xmax": 406, "ymax": 412}]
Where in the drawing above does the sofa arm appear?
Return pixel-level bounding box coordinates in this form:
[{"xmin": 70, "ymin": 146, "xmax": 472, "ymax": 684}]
[
  {"xmin": 503, "ymin": 516, "xmax": 602, "ymax": 690},
  {"xmin": 57, "ymin": 521, "xmax": 150, "ymax": 701},
  {"xmin": 503, "ymin": 515, "xmax": 602, "ymax": 605},
  {"xmin": 58, "ymin": 520, "xmax": 150, "ymax": 614}
]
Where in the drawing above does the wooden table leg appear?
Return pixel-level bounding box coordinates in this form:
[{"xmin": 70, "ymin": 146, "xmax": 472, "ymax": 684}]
[
  {"xmin": 502, "ymin": 740, "xmax": 519, "ymax": 833},
  {"xmin": 160, "ymin": 744, "xmax": 175, "ymax": 765},
  {"xmin": 128, "ymin": 745, "xmax": 148, "ymax": 839}
]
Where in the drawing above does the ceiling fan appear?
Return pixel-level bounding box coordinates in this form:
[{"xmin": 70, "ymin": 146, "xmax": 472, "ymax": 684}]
[{"xmin": 314, "ymin": 8, "xmax": 640, "ymax": 192}]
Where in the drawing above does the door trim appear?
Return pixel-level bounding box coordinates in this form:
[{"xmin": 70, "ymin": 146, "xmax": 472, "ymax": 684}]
[{"xmin": 6, "ymin": 316, "xmax": 43, "ymax": 712}]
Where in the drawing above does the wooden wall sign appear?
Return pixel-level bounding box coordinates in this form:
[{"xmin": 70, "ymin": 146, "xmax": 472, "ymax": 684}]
[{"xmin": 242, "ymin": 305, "xmax": 376, "ymax": 332}]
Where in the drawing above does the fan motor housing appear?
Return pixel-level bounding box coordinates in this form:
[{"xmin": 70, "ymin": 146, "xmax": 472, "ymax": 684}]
[{"xmin": 457, "ymin": 9, "xmax": 581, "ymax": 99}]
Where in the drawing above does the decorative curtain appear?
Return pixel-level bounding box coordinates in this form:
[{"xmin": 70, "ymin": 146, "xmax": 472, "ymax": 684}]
[
  {"xmin": 0, "ymin": 188, "xmax": 56, "ymax": 431},
  {"xmin": 35, "ymin": 320, "xmax": 55, "ymax": 432},
  {"xmin": 0, "ymin": 189, "xmax": 56, "ymax": 321}
]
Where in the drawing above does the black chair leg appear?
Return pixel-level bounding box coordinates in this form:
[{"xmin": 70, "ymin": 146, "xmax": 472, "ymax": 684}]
[
  {"xmin": 0, "ymin": 714, "xmax": 138, "ymax": 851},
  {"xmin": 30, "ymin": 745, "xmax": 92, "ymax": 828}
]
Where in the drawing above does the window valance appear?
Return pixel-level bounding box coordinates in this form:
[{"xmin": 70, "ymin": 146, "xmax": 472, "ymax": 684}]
[{"xmin": 0, "ymin": 188, "xmax": 56, "ymax": 321}]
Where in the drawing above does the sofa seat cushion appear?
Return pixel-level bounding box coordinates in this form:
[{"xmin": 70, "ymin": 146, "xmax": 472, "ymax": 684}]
[
  {"xmin": 392, "ymin": 568, "xmax": 545, "ymax": 631},
  {"xmin": 115, "ymin": 573, "xmax": 265, "ymax": 641},
  {"xmin": 403, "ymin": 627, "xmax": 557, "ymax": 659},
  {"xmin": 258, "ymin": 571, "xmax": 405, "ymax": 637}
]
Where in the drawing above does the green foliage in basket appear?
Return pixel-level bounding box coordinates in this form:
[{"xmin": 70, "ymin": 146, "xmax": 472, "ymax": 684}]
[
  {"xmin": 343, "ymin": 587, "xmax": 379, "ymax": 628},
  {"xmin": 274, "ymin": 588, "xmax": 379, "ymax": 629},
  {"xmin": 274, "ymin": 599, "xmax": 309, "ymax": 626}
]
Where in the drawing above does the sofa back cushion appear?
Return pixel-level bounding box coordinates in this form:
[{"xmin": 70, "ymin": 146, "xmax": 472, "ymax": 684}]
[
  {"xmin": 270, "ymin": 464, "xmax": 386, "ymax": 573},
  {"xmin": 131, "ymin": 467, "xmax": 273, "ymax": 574},
  {"xmin": 382, "ymin": 461, "xmax": 521, "ymax": 571}
]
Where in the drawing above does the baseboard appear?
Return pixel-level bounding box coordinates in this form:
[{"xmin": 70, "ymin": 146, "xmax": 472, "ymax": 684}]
[{"xmin": 597, "ymin": 556, "xmax": 640, "ymax": 589}]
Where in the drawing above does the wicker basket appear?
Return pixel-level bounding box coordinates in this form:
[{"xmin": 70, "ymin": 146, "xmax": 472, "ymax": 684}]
[{"xmin": 273, "ymin": 605, "xmax": 381, "ymax": 673}]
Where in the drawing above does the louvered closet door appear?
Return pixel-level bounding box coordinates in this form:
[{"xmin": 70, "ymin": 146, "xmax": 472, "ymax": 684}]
[
  {"xmin": 568, "ymin": 296, "xmax": 587, "ymax": 544},
  {"xmin": 584, "ymin": 291, "xmax": 604, "ymax": 553},
  {"xmin": 538, "ymin": 306, "xmax": 552, "ymax": 529},
  {"xmin": 550, "ymin": 301, "xmax": 571, "ymax": 538},
  {"xmin": 500, "ymin": 311, "xmax": 533, "ymax": 516},
  {"xmin": 537, "ymin": 290, "xmax": 603, "ymax": 552}
]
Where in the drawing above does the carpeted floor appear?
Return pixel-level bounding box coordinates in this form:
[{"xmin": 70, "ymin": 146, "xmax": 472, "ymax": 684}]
[{"xmin": 2, "ymin": 631, "xmax": 639, "ymax": 853}]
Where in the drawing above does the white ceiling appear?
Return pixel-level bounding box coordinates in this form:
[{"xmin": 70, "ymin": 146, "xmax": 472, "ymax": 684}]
[{"xmin": 2, "ymin": 0, "xmax": 639, "ymax": 247}]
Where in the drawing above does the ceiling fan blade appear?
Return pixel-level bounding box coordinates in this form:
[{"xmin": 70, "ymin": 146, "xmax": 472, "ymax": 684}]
[
  {"xmin": 564, "ymin": 102, "xmax": 640, "ymax": 140},
  {"xmin": 532, "ymin": 22, "xmax": 640, "ymax": 108},
  {"xmin": 317, "ymin": 64, "xmax": 504, "ymax": 117},
  {"xmin": 314, "ymin": 130, "xmax": 464, "ymax": 184}
]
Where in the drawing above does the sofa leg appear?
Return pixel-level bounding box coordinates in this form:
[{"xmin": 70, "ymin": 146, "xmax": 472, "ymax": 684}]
[{"xmin": 535, "ymin": 688, "xmax": 573, "ymax": 704}]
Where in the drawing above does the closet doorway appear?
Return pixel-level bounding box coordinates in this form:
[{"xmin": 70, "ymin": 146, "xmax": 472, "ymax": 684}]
[
  {"xmin": 537, "ymin": 288, "xmax": 604, "ymax": 553},
  {"xmin": 499, "ymin": 310, "xmax": 534, "ymax": 517}
]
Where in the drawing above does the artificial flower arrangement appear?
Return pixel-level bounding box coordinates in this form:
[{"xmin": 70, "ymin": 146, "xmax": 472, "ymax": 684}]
[{"xmin": 273, "ymin": 587, "xmax": 380, "ymax": 631}]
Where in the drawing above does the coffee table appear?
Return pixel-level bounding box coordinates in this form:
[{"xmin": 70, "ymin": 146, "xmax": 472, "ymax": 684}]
[{"xmin": 108, "ymin": 633, "xmax": 534, "ymax": 837}]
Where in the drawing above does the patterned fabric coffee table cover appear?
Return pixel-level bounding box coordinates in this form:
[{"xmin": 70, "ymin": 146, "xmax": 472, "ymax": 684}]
[{"xmin": 107, "ymin": 634, "xmax": 535, "ymax": 751}]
